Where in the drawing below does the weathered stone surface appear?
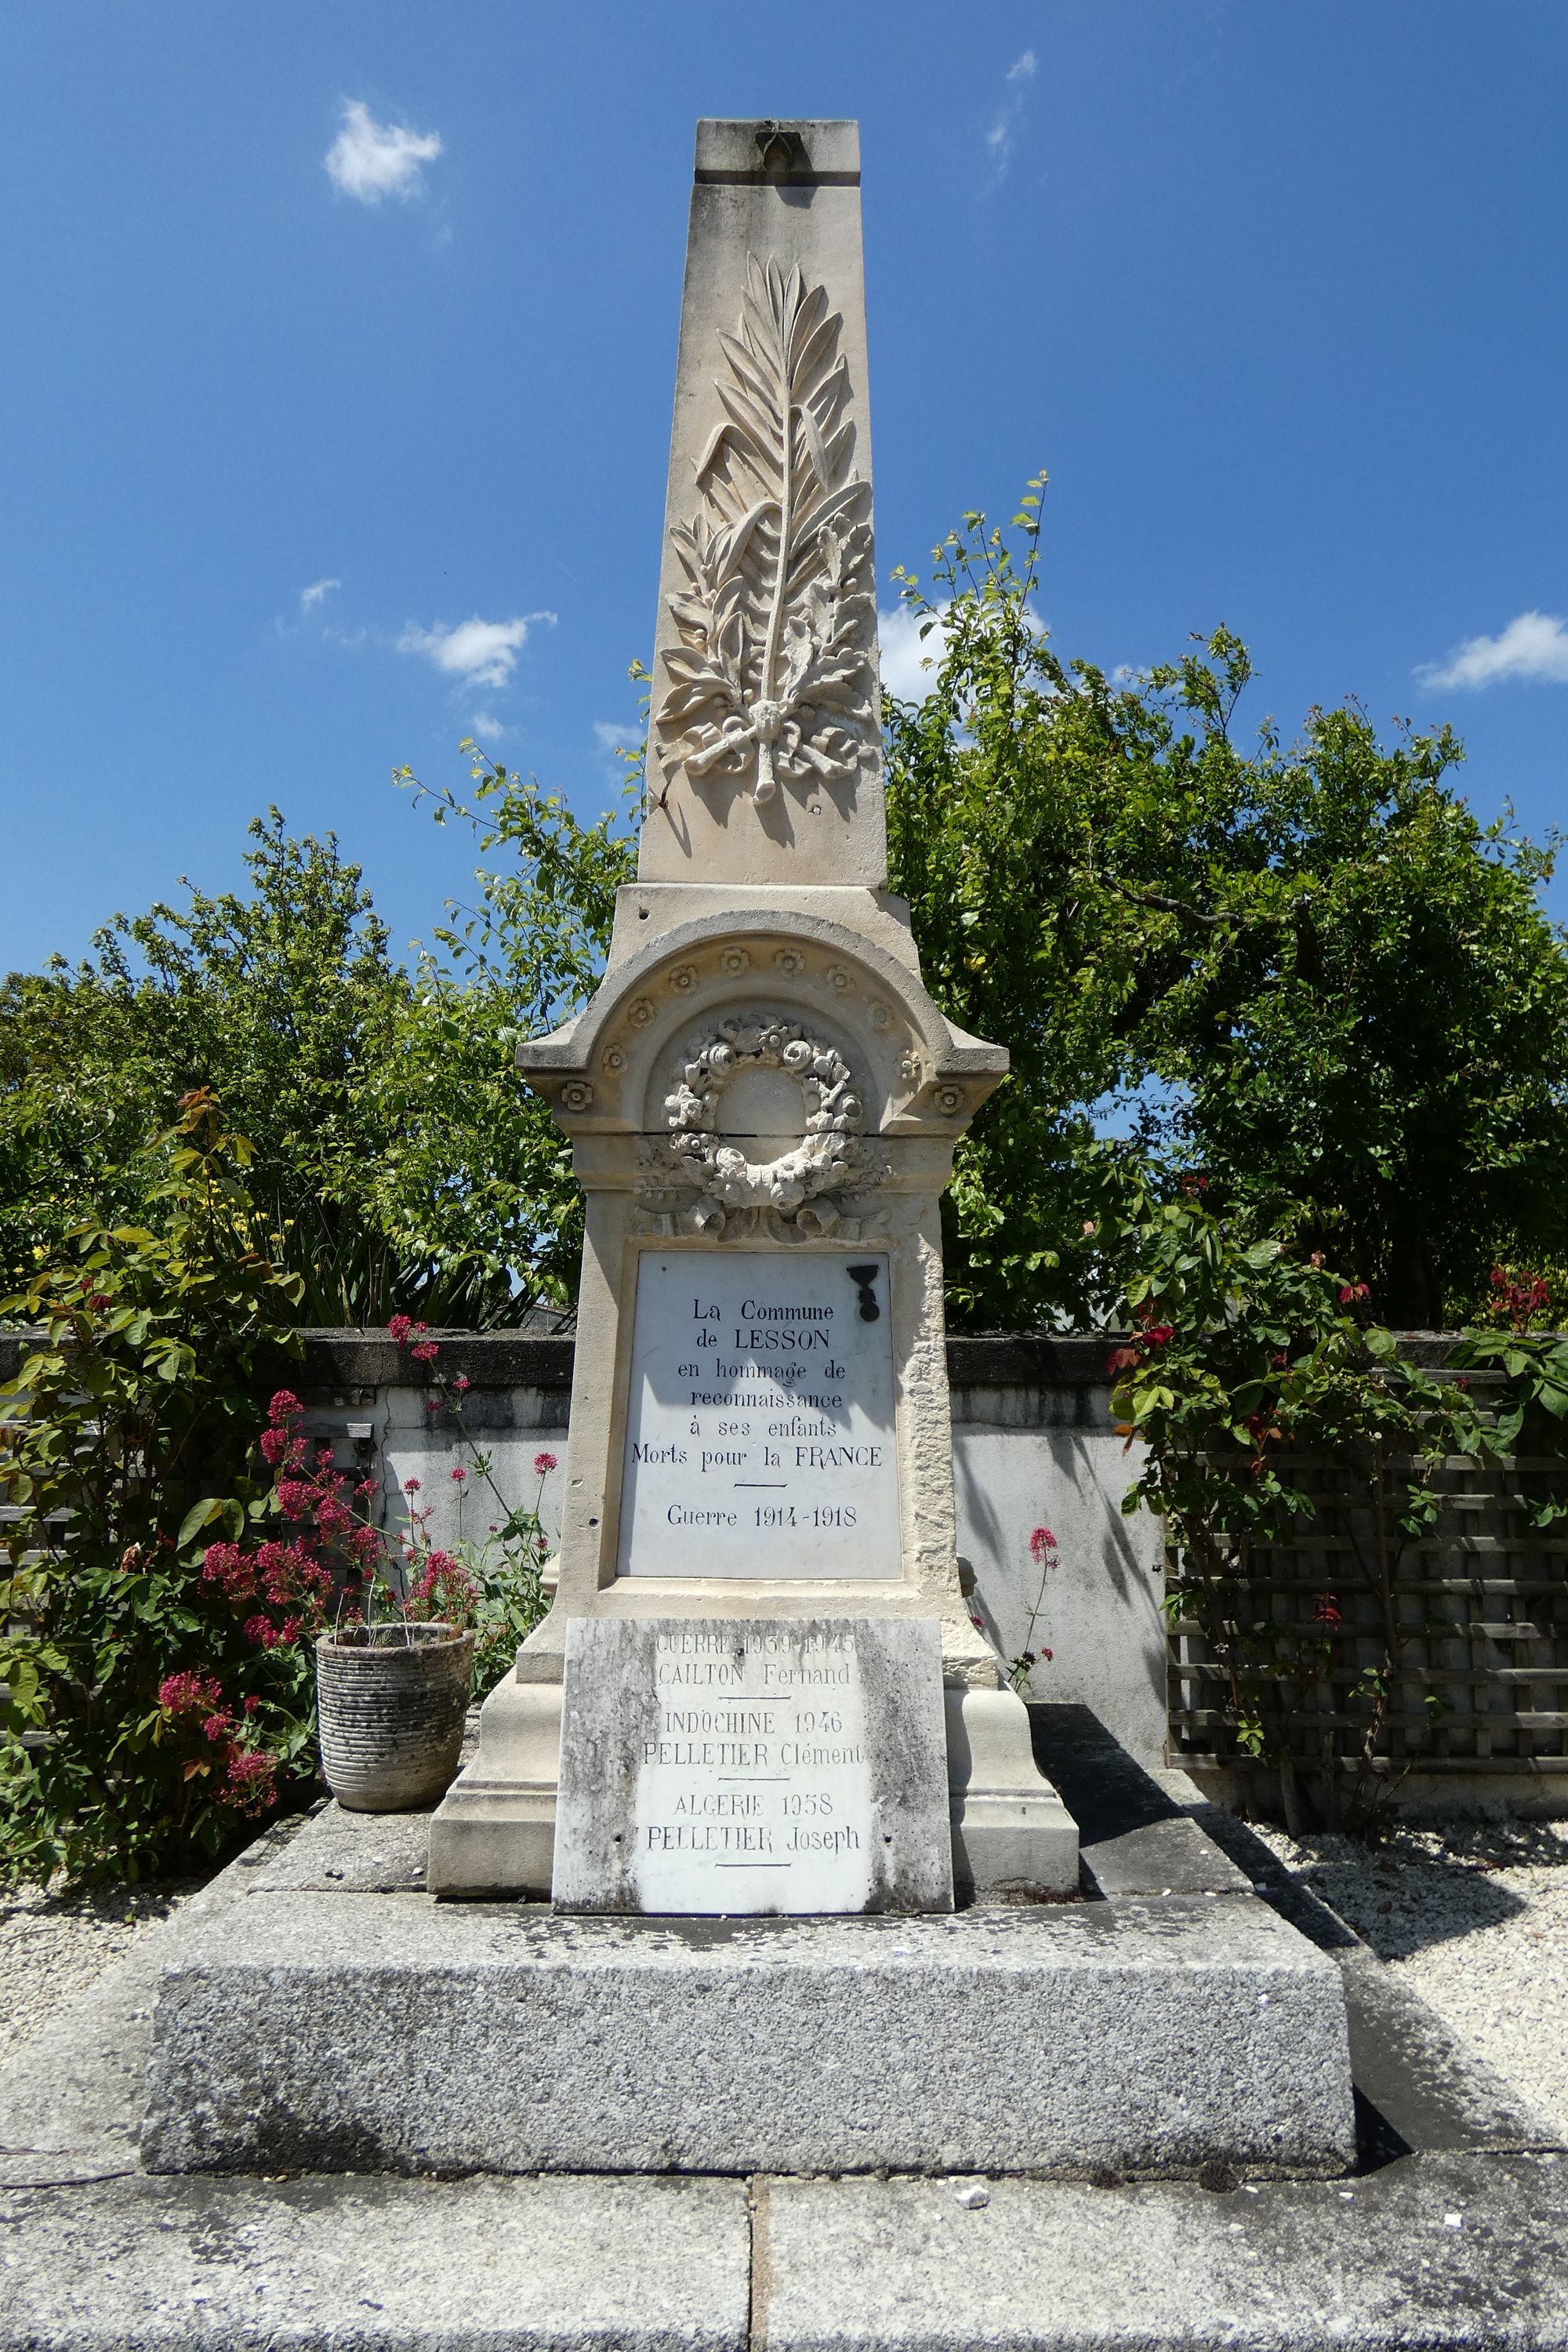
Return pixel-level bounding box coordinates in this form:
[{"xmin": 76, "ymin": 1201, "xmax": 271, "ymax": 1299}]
[
  {"xmin": 429, "ymin": 117, "xmax": 1073, "ymax": 1902},
  {"xmin": 249, "ymin": 1799, "xmax": 431, "ymax": 1894},
  {"xmin": 0, "ymin": 2171, "xmax": 750, "ymax": 2350},
  {"xmin": 641, "ymin": 119, "xmax": 883, "ymax": 890},
  {"xmin": 554, "ymin": 1616, "xmax": 953, "ymax": 1914},
  {"xmin": 10, "ymin": 2157, "xmax": 1568, "ymax": 2352},
  {"xmin": 0, "ymin": 1819, "xmax": 306, "ymax": 2189},
  {"xmin": 754, "ymin": 2153, "xmax": 1568, "ymax": 2351},
  {"xmin": 1028, "ymin": 1705, "xmax": 1250, "ymax": 1896},
  {"xmin": 140, "ymin": 1890, "xmax": 1354, "ymax": 2178}
]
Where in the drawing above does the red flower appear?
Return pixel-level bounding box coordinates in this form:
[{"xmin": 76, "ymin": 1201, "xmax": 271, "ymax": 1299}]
[
  {"xmin": 450, "ymin": 1465, "xmax": 468, "ymax": 1484},
  {"xmin": 1029, "ymin": 1527, "xmax": 1057, "ymax": 1563},
  {"xmin": 388, "ymin": 1315, "xmax": 413, "ymax": 1345},
  {"xmin": 409, "ymin": 1340, "xmax": 440, "ymax": 1364},
  {"xmin": 259, "ymin": 1427, "xmax": 289, "ymax": 1466},
  {"xmin": 158, "ymin": 1671, "xmax": 222, "ymax": 1715},
  {"xmin": 267, "ymin": 1390, "xmax": 302, "ymax": 1426},
  {"xmin": 1310, "ymin": 1593, "xmax": 1342, "ymax": 1628},
  {"xmin": 533, "ymin": 1450, "xmax": 558, "ymax": 1475},
  {"xmin": 223, "ymin": 1748, "xmax": 278, "ymax": 1816}
]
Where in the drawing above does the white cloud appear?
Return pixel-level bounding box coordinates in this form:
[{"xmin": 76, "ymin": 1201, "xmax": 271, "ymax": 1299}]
[
  {"xmin": 985, "ymin": 49, "xmax": 1038, "ymax": 170},
  {"xmin": 1417, "ymin": 611, "xmax": 1568, "ymax": 691},
  {"xmin": 880, "ymin": 599, "xmax": 1050, "ymax": 702},
  {"xmin": 593, "ymin": 720, "xmax": 640, "ymax": 753},
  {"xmin": 467, "ymin": 710, "xmax": 510, "ymax": 740},
  {"xmin": 325, "ymin": 100, "xmax": 442, "ymax": 205},
  {"xmin": 397, "ymin": 612, "xmax": 553, "ymax": 690},
  {"xmin": 879, "ymin": 604, "xmax": 951, "ymax": 702},
  {"xmin": 299, "ymin": 576, "xmax": 339, "ymax": 613}
]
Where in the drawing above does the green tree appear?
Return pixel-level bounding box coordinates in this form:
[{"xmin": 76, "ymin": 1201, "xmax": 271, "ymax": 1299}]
[
  {"xmin": 885, "ymin": 489, "xmax": 1568, "ymax": 1327},
  {"xmin": 0, "ymin": 810, "xmax": 568, "ymax": 1323},
  {"xmin": 389, "ymin": 734, "xmax": 642, "ymax": 1309},
  {"xmin": 0, "ymin": 813, "xmax": 423, "ymax": 1314}
]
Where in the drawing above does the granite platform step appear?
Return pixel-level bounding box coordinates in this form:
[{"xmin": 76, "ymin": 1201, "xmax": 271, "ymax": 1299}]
[{"xmin": 137, "ymin": 1863, "xmax": 1356, "ymax": 2179}]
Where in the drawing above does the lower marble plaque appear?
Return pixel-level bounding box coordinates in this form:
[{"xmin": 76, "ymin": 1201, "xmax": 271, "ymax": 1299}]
[{"xmin": 552, "ymin": 1615, "xmax": 953, "ymax": 1915}]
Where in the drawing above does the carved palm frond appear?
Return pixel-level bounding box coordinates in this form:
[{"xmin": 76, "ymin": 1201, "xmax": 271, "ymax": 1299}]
[{"xmin": 655, "ymin": 256, "xmax": 876, "ymax": 804}]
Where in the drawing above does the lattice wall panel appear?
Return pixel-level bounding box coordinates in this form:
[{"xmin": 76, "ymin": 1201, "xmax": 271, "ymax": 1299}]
[{"xmin": 1167, "ymin": 1452, "xmax": 1568, "ymax": 1779}]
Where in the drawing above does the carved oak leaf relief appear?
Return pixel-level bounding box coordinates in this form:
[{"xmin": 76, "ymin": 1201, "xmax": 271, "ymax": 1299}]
[{"xmin": 655, "ymin": 257, "xmax": 876, "ymax": 807}]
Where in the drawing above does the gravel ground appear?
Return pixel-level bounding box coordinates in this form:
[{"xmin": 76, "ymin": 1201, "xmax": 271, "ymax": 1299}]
[
  {"xmin": 0, "ymin": 1879, "xmax": 204, "ymax": 2068},
  {"xmin": 1249, "ymin": 1813, "xmax": 1568, "ymax": 2134}
]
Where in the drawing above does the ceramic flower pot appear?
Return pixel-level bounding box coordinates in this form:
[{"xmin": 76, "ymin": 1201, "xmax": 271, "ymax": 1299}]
[{"xmin": 314, "ymin": 1622, "xmax": 474, "ymax": 1812}]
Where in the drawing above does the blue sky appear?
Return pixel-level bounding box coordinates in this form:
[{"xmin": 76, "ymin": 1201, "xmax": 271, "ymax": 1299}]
[{"xmin": 3, "ymin": 2, "xmax": 1566, "ymax": 975}]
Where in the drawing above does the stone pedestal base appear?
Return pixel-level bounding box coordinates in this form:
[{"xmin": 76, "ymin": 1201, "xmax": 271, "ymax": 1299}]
[
  {"xmin": 426, "ymin": 1672, "xmax": 559, "ymax": 1899},
  {"xmin": 945, "ymin": 1682, "xmax": 1077, "ymax": 1899},
  {"xmin": 426, "ymin": 1667, "xmax": 1078, "ymax": 1900},
  {"xmin": 139, "ymin": 1889, "xmax": 1355, "ymax": 2180}
]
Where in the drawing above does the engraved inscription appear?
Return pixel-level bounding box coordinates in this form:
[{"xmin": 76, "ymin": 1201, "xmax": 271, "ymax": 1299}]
[
  {"xmin": 632, "ymin": 1624, "xmax": 872, "ymax": 1908},
  {"xmin": 616, "ymin": 1251, "xmax": 900, "ymax": 1580},
  {"xmin": 552, "ymin": 1615, "xmax": 956, "ymax": 1916}
]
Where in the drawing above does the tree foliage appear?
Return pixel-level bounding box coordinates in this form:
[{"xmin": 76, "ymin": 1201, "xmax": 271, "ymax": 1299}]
[
  {"xmin": 0, "ymin": 798, "xmax": 636, "ymax": 1326},
  {"xmin": 885, "ymin": 488, "xmax": 1568, "ymax": 1328}
]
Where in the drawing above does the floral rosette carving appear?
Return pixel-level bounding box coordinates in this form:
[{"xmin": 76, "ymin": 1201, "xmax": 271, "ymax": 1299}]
[{"xmin": 644, "ymin": 1016, "xmax": 884, "ymax": 1237}]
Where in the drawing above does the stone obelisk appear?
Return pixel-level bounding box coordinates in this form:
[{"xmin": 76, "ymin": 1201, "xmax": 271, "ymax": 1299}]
[{"xmin": 429, "ymin": 118, "xmax": 1076, "ymax": 1904}]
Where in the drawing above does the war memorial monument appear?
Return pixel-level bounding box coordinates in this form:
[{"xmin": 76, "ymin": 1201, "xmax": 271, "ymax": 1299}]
[
  {"xmin": 131, "ymin": 122, "xmax": 1356, "ymax": 2182},
  {"xmin": 7, "ymin": 118, "xmax": 1566, "ymax": 2352}
]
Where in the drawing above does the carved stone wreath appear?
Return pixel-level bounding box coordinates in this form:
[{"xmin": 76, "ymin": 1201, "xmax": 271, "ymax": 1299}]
[{"xmin": 643, "ymin": 1015, "xmax": 884, "ymax": 1236}]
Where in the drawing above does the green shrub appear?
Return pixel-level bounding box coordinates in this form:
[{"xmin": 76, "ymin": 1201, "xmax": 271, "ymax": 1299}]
[
  {"xmin": 1108, "ymin": 1184, "xmax": 1568, "ymax": 1831},
  {"xmin": 0, "ymin": 1093, "xmax": 318, "ymax": 1882}
]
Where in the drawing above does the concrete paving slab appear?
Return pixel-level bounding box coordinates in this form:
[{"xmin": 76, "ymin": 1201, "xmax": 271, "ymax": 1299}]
[
  {"xmin": 756, "ymin": 2151, "xmax": 1568, "ymax": 2350},
  {"xmin": 140, "ymin": 1890, "xmax": 1355, "ymax": 2178},
  {"xmin": 0, "ymin": 2170, "xmax": 750, "ymax": 2351}
]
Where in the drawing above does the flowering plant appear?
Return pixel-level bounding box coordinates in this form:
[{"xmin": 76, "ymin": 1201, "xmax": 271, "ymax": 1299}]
[
  {"xmin": 379, "ymin": 1319, "xmax": 556, "ymax": 1697},
  {"xmin": 1109, "ymin": 1185, "xmax": 1568, "ymax": 1833},
  {"xmin": 194, "ymin": 1327, "xmax": 554, "ymax": 1708},
  {"xmin": 0, "ymin": 1094, "xmax": 314, "ymax": 1882},
  {"xmin": 1007, "ymin": 1526, "xmax": 1058, "ymax": 1693}
]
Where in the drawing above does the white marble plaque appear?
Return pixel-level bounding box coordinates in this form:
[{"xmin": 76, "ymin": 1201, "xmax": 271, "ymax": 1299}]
[
  {"xmin": 553, "ymin": 1615, "xmax": 953, "ymax": 1914},
  {"xmin": 616, "ymin": 1251, "xmax": 900, "ymax": 1580}
]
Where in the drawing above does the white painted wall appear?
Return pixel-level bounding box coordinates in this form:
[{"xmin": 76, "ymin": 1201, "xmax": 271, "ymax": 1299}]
[
  {"xmin": 950, "ymin": 1384, "xmax": 1167, "ymax": 1768},
  {"xmin": 336, "ymin": 1372, "xmax": 1169, "ymax": 1768}
]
